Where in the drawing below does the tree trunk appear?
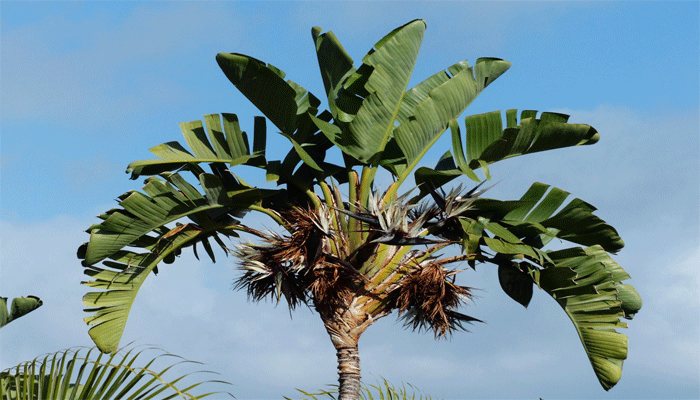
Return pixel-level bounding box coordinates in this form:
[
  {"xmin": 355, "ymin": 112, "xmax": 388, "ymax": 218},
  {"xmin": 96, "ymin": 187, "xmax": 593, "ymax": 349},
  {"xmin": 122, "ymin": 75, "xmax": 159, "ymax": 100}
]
[
  {"xmin": 336, "ymin": 344, "xmax": 361, "ymax": 400},
  {"xmin": 322, "ymin": 305, "xmax": 376, "ymax": 400}
]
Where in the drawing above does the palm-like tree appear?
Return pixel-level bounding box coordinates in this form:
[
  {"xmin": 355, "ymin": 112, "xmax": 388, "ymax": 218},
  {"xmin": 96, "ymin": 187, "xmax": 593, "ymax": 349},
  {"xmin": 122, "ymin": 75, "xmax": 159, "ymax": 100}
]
[
  {"xmin": 1, "ymin": 293, "xmax": 228, "ymax": 399},
  {"xmin": 1, "ymin": 345, "xmax": 231, "ymax": 399},
  {"xmin": 79, "ymin": 20, "xmax": 641, "ymax": 399}
]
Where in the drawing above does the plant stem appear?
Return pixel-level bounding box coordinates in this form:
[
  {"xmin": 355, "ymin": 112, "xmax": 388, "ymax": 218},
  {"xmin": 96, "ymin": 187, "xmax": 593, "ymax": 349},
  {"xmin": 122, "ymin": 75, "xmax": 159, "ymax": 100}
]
[
  {"xmin": 359, "ymin": 166, "xmax": 375, "ymax": 209},
  {"xmin": 248, "ymin": 205, "xmax": 290, "ymax": 232},
  {"xmin": 306, "ymin": 188, "xmax": 322, "ymax": 209}
]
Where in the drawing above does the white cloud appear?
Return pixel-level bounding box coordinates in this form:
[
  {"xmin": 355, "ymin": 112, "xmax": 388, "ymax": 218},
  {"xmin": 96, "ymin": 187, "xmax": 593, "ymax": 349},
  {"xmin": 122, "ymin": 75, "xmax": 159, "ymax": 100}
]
[
  {"xmin": 0, "ymin": 216, "xmax": 97, "ymax": 365},
  {"xmin": 631, "ymin": 246, "xmax": 700, "ymax": 382}
]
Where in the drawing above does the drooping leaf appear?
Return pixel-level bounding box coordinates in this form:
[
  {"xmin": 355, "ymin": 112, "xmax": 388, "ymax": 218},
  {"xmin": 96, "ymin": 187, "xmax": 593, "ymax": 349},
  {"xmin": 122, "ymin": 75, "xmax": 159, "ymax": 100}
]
[
  {"xmin": 83, "ymin": 172, "xmax": 252, "ymax": 266},
  {"xmin": 81, "ymin": 171, "xmax": 272, "ymax": 353},
  {"xmin": 538, "ymin": 246, "xmax": 642, "ymax": 390},
  {"xmin": 541, "ymin": 198, "xmax": 625, "ymax": 252},
  {"xmin": 82, "ymin": 226, "xmax": 204, "ymax": 353},
  {"xmin": 497, "ymin": 261, "xmax": 533, "ymax": 308},
  {"xmin": 466, "ymin": 182, "xmax": 624, "ymax": 253},
  {"xmin": 457, "ymin": 185, "xmax": 637, "ymax": 391}
]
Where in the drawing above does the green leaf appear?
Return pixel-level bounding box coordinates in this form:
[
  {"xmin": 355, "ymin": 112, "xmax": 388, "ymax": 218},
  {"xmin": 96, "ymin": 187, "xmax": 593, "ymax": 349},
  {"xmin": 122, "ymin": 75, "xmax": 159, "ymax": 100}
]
[
  {"xmin": 0, "ymin": 346, "xmax": 232, "ymax": 399},
  {"xmin": 396, "ymin": 61, "xmax": 467, "ymax": 125},
  {"xmin": 216, "ymin": 53, "xmax": 320, "ymax": 134},
  {"xmin": 311, "ymin": 26, "xmax": 356, "ymax": 122},
  {"xmin": 329, "ymin": 20, "xmax": 427, "ymax": 163},
  {"xmin": 457, "ymin": 109, "xmax": 600, "ymax": 168},
  {"xmin": 617, "ymin": 284, "xmax": 642, "ymax": 319},
  {"xmin": 484, "ymin": 221, "xmax": 522, "ymax": 243},
  {"xmin": 468, "ymin": 182, "xmax": 624, "ymax": 253},
  {"xmin": 497, "ymin": 262, "xmax": 533, "ymax": 308},
  {"xmin": 309, "ymin": 113, "xmax": 343, "ymax": 152},
  {"xmin": 279, "ymin": 133, "xmax": 323, "ymax": 172},
  {"xmin": 126, "ymin": 114, "xmax": 257, "ymax": 179},
  {"xmin": 392, "ymin": 58, "xmax": 510, "ymax": 180},
  {"xmin": 81, "ymin": 171, "xmax": 271, "ymax": 352},
  {"xmin": 539, "ymin": 246, "xmax": 640, "ymax": 390},
  {"xmin": 542, "ymin": 198, "xmax": 625, "ymax": 253},
  {"xmin": 464, "ymin": 110, "xmax": 502, "ymax": 163},
  {"xmin": 445, "ymin": 182, "xmax": 637, "ymax": 389},
  {"xmin": 252, "ymin": 116, "xmax": 268, "ymax": 163},
  {"xmin": 83, "ymin": 225, "xmax": 204, "ymax": 353},
  {"xmin": 413, "ymin": 151, "xmax": 480, "ymax": 203},
  {"xmin": 449, "ymin": 120, "xmax": 471, "ymax": 175},
  {"xmin": 207, "ymin": 113, "xmax": 250, "ymax": 161},
  {"xmin": 483, "ymin": 237, "xmax": 548, "ymax": 264},
  {"xmin": 0, "ymin": 296, "xmax": 43, "ymax": 329},
  {"xmin": 459, "ymin": 217, "xmax": 486, "ymax": 259},
  {"xmin": 84, "ymin": 174, "xmax": 210, "ymax": 265}
]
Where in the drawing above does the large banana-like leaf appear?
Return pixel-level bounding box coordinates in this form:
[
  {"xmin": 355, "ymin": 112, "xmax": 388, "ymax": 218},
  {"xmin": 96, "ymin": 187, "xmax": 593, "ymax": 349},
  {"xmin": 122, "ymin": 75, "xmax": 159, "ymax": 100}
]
[
  {"xmin": 127, "ymin": 114, "xmax": 263, "ymax": 180},
  {"xmin": 216, "ymin": 53, "xmax": 320, "ymax": 135},
  {"xmin": 311, "ymin": 27, "xmax": 356, "ymax": 123},
  {"xmin": 389, "ymin": 58, "xmax": 510, "ymax": 180},
  {"xmin": 0, "ymin": 296, "xmax": 42, "ymax": 329},
  {"xmin": 0, "ymin": 346, "xmax": 231, "ymax": 399},
  {"xmin": 451, "ymin": 109, "xmax": 600, "ymax": 174},
  {"xmin": 80, "ymin": 170, "xmax": 271, "ymax": 353},
  {"xmin": 411, "ymin": 170, "xmax": 624, "ymax": 254},
  {"xmin": 538, "ymin": 246, "xmax": 641, "ymax": 390},
  {"xmin": 469, "ymin": 182, "xmax": 624, "ymax": 254},
  {"xmin": 313, "ymin": 20, "xmax": 426, "ymax": 164},
  {"xmin": 456, "ymin": 183, "xmax": 637, "ymax": 390},
  {"xmin": 416, "ymin": 108, "xmax": 601, "ymax": 197},
  {"xmin": 311, "ymin": 22, "xmax": 510, "ymax": 177}
]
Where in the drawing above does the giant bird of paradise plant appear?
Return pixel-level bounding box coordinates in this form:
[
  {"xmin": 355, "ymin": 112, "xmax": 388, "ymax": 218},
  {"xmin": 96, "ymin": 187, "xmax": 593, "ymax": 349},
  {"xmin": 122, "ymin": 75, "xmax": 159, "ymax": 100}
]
[{"xmin": 79, "ymin": 20, "xmax": 641, "ymax": 399}]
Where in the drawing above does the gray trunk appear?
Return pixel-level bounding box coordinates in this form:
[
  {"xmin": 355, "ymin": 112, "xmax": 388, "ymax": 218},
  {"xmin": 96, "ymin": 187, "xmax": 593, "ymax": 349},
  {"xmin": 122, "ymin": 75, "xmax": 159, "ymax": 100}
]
[
  {"xmin": 322, "ymin": 306, "xmax": 373, "ymax": 400},
  {"xmin": 323, "ymin": 301, "xmax": 386, "ymax": 399},
  {"xmin": 336, "ymin": 345, "xmax": 361, "ymax": 400}
]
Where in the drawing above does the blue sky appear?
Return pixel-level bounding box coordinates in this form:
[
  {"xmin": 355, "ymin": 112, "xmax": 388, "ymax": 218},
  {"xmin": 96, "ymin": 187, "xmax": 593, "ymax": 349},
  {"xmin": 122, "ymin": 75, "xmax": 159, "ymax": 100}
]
[{"xmin": 1, "ymin": 1, "xmax": 698, "ymax": 399}]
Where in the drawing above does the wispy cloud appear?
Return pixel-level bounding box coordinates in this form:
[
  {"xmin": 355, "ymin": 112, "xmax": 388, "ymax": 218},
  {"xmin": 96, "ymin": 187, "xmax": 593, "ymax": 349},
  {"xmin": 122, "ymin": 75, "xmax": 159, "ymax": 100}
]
[{"xmin": 1, "ymin": 3, "xmax": 246, "ymax": 128}]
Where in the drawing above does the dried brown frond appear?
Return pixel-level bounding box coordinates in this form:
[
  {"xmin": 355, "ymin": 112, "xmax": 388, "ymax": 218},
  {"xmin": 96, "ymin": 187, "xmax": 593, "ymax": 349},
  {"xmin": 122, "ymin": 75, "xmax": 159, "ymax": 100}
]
[
  {"xmin": 233, "ymin": 233, "xmax": 309, "ymax": 309},
  {"xmin": 393, "ymin": 263, "xmax": 480, "ymax": 338},
  {"xmin": 233, "ymin": 207, "xmax": 324, "ymax": 309},
  {"xmin": 234, "ymin": 206, "xmax": 355, "ymax": 312},
  {"xmin": 307, "ymin": 257, "xmax": 363, "ymax": 318}
]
